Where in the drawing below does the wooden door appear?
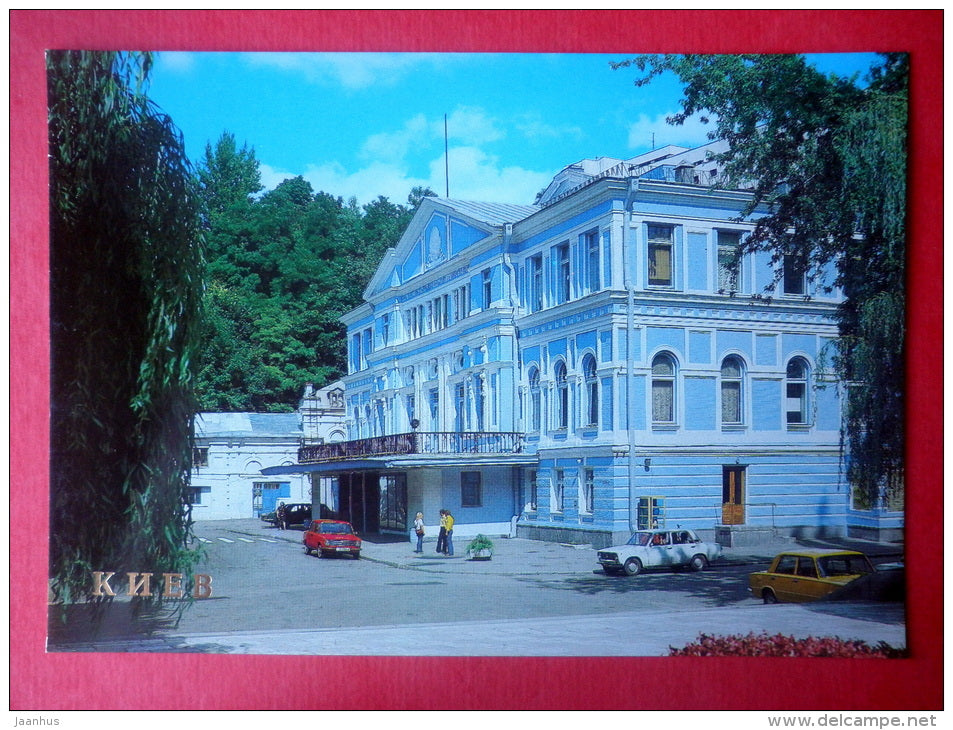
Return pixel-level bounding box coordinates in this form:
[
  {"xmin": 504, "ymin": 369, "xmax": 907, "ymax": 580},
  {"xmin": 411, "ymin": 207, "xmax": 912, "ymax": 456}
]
[{"xmin": 722, "ymin": 466, "xmax": 746, "ymax": 525}]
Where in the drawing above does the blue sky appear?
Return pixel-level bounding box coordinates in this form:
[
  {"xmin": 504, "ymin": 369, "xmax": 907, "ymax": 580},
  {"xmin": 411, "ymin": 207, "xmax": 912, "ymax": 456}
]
[{"xmin": 148, "ymin": 52, "xmax": 883, "ymax": 207}]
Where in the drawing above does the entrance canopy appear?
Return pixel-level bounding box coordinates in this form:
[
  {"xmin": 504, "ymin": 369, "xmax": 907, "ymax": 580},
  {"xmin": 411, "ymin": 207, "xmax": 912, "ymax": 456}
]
[{"xmin": 261, "ymin": 453, "xmax": 537, "ymax": 476}]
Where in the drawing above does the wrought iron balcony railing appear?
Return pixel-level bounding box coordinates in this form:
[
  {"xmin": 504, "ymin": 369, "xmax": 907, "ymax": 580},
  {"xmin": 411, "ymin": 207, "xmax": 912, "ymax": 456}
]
[{"xmin": 299, "ymin": 431, "xmax": 525, "ymax": 463}]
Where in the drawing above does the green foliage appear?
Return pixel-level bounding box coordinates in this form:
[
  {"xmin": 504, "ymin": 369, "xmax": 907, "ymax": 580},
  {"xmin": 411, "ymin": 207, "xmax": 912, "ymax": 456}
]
[
  {"xmin": 194, "ymin": 136, "xmax": 428, "ymax": 411},
  {"xmin": 48, "ymin": 51, "xmax": 204, "ymax": 605},
  {"xmin": 466, "ymin": 534, "xmax": 495, "ymax": 553},
  {"xmin": 615, "ymin": 53, "xmax": 907, "ymax": 510}
]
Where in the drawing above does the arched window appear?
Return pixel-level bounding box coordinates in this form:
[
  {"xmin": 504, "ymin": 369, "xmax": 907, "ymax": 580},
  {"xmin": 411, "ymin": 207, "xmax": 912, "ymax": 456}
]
[
  {"xmin": 651, "ymin": 352, "xmax": 677, "ymax": 424},
  {"xmin": 528, "ymin": 367, "xmax": 541, "ymax": 432},
  {"xmin": 720, "ymin": 355, "xmax": 745, "ymax": 425},
  {"xmin": 786, "ymin": 357, "xmax": 810, "ymax": 425},
  {"xmin": 583, "ymin": 354, "xmax": 599, "ymax": 427},
  {"xmin": 554, "ymin": 360, "xmax": 569, "ymax": 430}
]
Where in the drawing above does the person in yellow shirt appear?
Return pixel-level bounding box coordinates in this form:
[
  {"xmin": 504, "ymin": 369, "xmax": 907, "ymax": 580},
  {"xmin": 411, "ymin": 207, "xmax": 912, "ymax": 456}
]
[{"xmin": 444, "ymin": 510, "xmax": 455, "ymax": 556}]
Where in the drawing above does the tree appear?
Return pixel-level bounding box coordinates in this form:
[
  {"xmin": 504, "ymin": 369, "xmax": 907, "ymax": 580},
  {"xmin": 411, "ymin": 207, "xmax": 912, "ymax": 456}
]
[
  {"xmin": 193, "ymin": 141, "xmax": 420, "ymax": 411},
  {"xmin": 48, "ymin": 51, "xmax": 204, "ymax": 605},
  {"xmin": 614, "ymin": 53, "xmax": 907, "ymax": 509}
]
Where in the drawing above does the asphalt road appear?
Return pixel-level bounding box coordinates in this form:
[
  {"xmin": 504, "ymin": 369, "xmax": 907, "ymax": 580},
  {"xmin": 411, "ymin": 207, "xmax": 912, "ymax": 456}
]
[
  {"xmin": 47, "ymin": 519, "xmax": 906, "ymax": 655},
  {"xmin": 174, "ymin": 520, "xmax": 774, "ymax": 635}
]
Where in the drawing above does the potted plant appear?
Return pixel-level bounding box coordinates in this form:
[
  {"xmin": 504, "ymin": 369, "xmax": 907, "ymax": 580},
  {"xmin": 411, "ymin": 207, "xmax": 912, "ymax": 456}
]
[{"xmin": 466, "ymin": 534, "xmax": 494, "ymax": 561}]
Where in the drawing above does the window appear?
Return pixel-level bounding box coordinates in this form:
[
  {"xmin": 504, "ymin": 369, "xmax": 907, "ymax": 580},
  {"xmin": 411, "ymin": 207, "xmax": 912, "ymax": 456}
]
[
  {"xmin": 783, "ymin": 253, "xmax": 807, "ymax": 295},
  {"xmin": 528, "ymin": 254, "xmax": 543, "ymax": 312},
  {"xmin": 428, "ymin": 388, "xmax": 440, "ymax": 428},
  {"xmin": 528, "ymin": 470, "xmax": 538, "ymax": 511},
  {"xmin": 451, "ymin": 284, "xmax": 471, "ymax": 323},
  {"xmin": 554, "ymin": 360, "xmax": 569, "ymax": 430},
  {"xmin": 585, "ymin": 230, "xmax": 600, "ymax": 293},
  {"xmin": 717, "ymin": 230, "xmax": 742, "ymax": 292},
  {"xmin": 475, "ymin": 375, "xmax": 486, "ymax": 431},
  {"xmin": 406, "ymin": 395, "xmax": 416, "ymax": 425},
  {"xmin": 553, "ymin": 469, "xmax": 565, "ymax": 512},
  {"xmin": 720, "ymin": 355, "xmax": 745, "ymax": 425},
  {"xmin": 454, "ymin": 382, "xmax": 466, "ymax": 432},
  {"xmin": 482, "ymin": 268, "xmax": 492, "ymax": 309},
  {"xmin": 583, "ymin": 354, "xmax": 599, "ymax": 427},
  {"xmin": 380, "ymin": 314, "xmax": 390, "ymax": 346},
  {"xmin": 647, "ymin": 225, "xmax": 674, "ymax": 287},
  {"xmin": 556, "ymin": 242, "xmax": 571, "ymax": 303},
  {"xmin": 582, "ymin": 468, "xmax": 594, "ymax": 514},
  {"xmin": 361, "ymin": 328, "xmax": 372, "ymax": 367},
  {"xmin": 192, "ymin": 447, "xmax": 209, "ymax": 468},
  {"xmin": 786, "ymin": 357, "xmax": 810, "ymax": 425},
  {"xmin": 351, "ymin": 332, "xmax": 362, "ymax": 370},
  {"xmin": 186, "ymin": 486, "xmax": 207, "ymax": 504},
  {"xmin": 461, "ymin": 471, "xmax": 482, "ymax": 507},
  {"xmin": 528, "ymin": 367, "xmax": 541, "ymax": 432},
  {"xmin": 651, "ymin": 352, "xmax": 677, "ymax": 424}
]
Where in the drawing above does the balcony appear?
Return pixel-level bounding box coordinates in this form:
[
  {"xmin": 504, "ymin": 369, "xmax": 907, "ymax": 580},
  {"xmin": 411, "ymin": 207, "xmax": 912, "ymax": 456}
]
[{"xmin": 299, "ymin": 431, "xmax": 525, "ymax": 464}]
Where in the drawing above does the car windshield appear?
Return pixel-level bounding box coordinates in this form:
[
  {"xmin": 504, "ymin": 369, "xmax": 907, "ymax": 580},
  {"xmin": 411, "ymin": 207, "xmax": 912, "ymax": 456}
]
[
  {"xmin": 818, "ymin": 555, "xmax": 873, "ymax": 577},
  {"xmin": 626, "ymin": 532, "xmax": 653, "ymax": 546},
  {"xmin": 319, "ymin": 523, "xmax": 353, "ymax": 534}
]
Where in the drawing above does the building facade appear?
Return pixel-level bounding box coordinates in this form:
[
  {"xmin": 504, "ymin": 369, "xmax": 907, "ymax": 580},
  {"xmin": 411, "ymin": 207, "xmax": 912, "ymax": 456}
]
[
  {"xmin": 190, "ymin": 382, "xmax": 345, "ymax": 520},
  {"xmin": 290, "ymin": 142, "xmax": 902, "ymax": 545}
]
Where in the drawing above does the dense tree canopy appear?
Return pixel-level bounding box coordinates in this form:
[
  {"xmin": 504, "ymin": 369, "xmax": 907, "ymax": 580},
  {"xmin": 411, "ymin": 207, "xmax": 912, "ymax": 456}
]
[
  {"xmin": 48, "ymin": 51, "xmax": 204, "ymax": 604},
  {"xmin": 614, "ymin": 53, "xmax": 907, "ymax": 509},
  {"xmin": 195, "ymin": 132, "xmax": 433, "ymax": 411}
]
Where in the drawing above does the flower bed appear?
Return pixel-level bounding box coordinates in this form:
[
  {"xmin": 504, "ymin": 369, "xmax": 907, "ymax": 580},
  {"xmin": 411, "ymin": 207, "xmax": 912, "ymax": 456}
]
[{"xmin": 669, "ymin": 632, "xmax": 905, "ymax": 658}]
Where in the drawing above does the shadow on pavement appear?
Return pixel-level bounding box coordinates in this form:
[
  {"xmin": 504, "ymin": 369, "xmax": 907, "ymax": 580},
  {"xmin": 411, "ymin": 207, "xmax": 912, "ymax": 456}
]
[{"xmin": 47, "ymin": 598, "xmax": 187, "ymax": 648}]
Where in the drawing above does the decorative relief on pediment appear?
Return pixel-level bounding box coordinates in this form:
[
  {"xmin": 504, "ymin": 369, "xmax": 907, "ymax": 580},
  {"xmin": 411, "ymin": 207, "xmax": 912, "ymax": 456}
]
[{"xmin": 427, "ymin": 226, "xmax": 445, "ymax": 266}]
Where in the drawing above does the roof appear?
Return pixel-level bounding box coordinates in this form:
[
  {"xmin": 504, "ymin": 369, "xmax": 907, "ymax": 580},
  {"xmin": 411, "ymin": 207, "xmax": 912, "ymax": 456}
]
[
  {"xmin": 771, "ymin": 549, "xmax": 868, "ymax": 557},
  {"xmin": 195, "ymin": 412, "xmax": 303, "ymax": 438},
  {"xmin": 438, "ymin": 199, "xmax": 538, "ymax": 226}
]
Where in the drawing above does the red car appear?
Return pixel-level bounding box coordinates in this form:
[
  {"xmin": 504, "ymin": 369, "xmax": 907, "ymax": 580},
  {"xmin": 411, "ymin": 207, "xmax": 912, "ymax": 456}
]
[{"xmin": 303, "ymin": 520, "xmax": 362, "ymax": 559}]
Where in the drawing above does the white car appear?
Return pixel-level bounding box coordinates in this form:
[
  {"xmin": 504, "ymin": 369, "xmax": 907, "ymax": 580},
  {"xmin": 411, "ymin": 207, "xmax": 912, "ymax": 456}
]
[{"xmin": 597, "ymin": 528, "xmax": 722, "ymax": 576}]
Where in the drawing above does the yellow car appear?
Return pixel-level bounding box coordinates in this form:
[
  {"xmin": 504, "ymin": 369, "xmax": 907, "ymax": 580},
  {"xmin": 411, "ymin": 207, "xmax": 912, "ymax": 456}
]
[{"xmin": 749, "ymin": 549, "xmax": 875, "ymax": 604}]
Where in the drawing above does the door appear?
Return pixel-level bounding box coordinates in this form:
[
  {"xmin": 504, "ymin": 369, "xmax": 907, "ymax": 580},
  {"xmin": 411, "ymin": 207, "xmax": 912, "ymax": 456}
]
[
  {"xmin": 722, "ymin": 466, "xmax": 746, "ymax": 525},
  {"xmin": 255, "ymin": 482, "xmax": 290, "ymax": 517}
]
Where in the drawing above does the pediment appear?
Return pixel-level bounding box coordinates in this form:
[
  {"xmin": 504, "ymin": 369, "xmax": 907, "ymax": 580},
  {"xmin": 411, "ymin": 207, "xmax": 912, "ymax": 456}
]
[{"xmin": 364, "ymin": 200, "xmax": 499, "ymax": 297}]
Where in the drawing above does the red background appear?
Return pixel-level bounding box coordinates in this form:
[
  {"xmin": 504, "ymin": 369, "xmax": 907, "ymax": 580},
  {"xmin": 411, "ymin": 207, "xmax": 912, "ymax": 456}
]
[{"xmin": 10, "ymin": 9, "xmax": 943, "ymax": 711}]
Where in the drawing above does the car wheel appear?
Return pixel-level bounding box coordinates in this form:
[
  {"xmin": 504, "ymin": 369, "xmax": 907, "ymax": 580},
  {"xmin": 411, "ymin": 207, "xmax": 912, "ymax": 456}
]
[
  {"xmin": 689, "ymin": 554, "xmax": 709, "ymax": 572},
  {"xmin": 319, "ymin": 550, "xmax": 329, "ymax": 558},
  {"xmin": 623, "ymin": 557, "xmax": 643, "ymax": 576},
  {"xmin": 353, "ymin": 552, "xmax": 360, "ymax": 560},
  {"xmin": 304, "ymin": 545, "xmax": 312, "ymax": 556},
  {"xmin": 602, "ymin": 566, "xmax": 617, "ymax": 576},
  {"xmin": 762, "ymin": 588, "xmax": 778, "ymax": 604}
]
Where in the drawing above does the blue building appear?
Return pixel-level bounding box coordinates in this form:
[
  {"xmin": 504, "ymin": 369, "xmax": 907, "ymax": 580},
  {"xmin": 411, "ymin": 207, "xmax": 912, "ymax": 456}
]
[{"xmin": 286, "ymin": 142, "xmax": 901, "ymax": 546}]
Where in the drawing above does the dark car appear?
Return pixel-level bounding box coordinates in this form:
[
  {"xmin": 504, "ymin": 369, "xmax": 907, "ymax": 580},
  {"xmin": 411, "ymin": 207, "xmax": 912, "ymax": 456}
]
[
  {"xmin": 303, "ymin": 520, "xmax": 362, "ymax": 559},
  {"xmin": 260, "ymin": 502, "xmax": 312, "ymax": 528}
]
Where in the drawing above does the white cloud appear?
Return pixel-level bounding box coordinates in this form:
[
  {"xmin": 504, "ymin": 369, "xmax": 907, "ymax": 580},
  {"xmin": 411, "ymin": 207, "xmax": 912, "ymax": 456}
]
[
  {"xmin": 429, "ymin": 147, "xmax": 551, "ymax": 204},
  {"xmin": 155, "ymin": 51, "xmax": 196, "ymax": 73},
  {"xmin": 260, "ymin": 144, "xmax": 551, "ymax": 207},
  {"xmin": 446, "ymin": 106, "xmax": 504, "ymax": 146},
  {"xmin": 360, "ymin": 114, "xmax": 433, "ymax": 165},
  {"xmin": 243, "ymin": 52, "xmax": 454, "ymax": 90},
  {"xmin": 626, "ymin": 111, "xmax": 715, "ymax": 152},
  {"xmin": 359, "ymin": 107, "xmax": 504, "ymax": 167},
  {"xmin": 514, "ymin": 112, "xmax": 584, "ymax": 142}
]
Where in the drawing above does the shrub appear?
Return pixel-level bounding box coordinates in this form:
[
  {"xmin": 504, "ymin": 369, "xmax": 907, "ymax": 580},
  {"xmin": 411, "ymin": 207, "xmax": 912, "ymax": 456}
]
[{"xmin": 669, "ymin": 632, "xmax": 905, "ymax": 658}]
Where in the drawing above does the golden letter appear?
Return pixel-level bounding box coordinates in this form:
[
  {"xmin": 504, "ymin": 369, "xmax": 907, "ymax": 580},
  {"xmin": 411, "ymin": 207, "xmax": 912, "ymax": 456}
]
[
  {"xmin": 193, "ymin": 574, "xmax": 213, "ymax": 599},
  {"xmin": 91, "ymin": 571, "xmax": 116, "ymax": 597},
  {"xmin": 126, "ymin": 572, "xmax": 153, "ymax": 597},
  {"xmin": 162, "ymin": 573, "xmax": 184, "ymax": 598}
]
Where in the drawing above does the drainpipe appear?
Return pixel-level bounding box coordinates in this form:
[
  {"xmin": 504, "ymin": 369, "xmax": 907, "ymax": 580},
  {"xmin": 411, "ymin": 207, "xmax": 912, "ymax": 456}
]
[
  {"xmin": 624, "ymin": 177, "xmax": 639, "ymax": 533},
  {"xmin": 502, "ymin": 223, "xmax": 519, "ymax": 309}
]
